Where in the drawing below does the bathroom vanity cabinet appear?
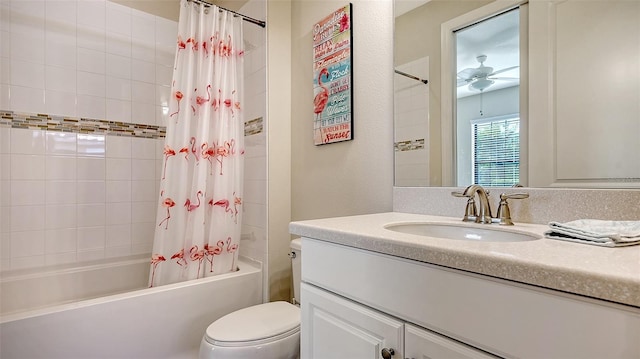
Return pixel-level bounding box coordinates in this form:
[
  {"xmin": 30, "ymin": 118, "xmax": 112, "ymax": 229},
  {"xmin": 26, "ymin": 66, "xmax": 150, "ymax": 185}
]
[
  {"xmin": 300, "ymin": 237, "xmax": 640, "ymax": 358},
  {"xmin": 302, "ymin": 282, "xmax": 496, "ymax": 359}
]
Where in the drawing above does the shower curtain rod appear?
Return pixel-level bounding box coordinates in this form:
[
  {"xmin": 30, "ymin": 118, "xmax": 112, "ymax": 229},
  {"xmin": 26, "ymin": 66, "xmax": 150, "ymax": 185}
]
[
  {"xmin": 187, "ymin": 0, "xmax": 266, "ymax": 28},
  {"xmin": 394, "ymin": 69, "xmax": 428, "ymax": 85}
]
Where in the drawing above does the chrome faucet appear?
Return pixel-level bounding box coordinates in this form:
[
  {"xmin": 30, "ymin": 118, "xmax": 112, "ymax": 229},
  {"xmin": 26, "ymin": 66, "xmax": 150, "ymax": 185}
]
[
  {"xmin": 452, "ymin": 185, "xmax": 529, "ymax": 225},
  {"xmin": 462, "ymin": 185, "xmax": 493, "ymax": 224}
]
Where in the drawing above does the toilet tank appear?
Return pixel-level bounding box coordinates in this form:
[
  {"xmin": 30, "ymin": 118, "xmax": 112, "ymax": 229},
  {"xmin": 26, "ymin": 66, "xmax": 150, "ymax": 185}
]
[{"xmin": 289, "ymin": 238, "xmax": 302, "ymax": 305}]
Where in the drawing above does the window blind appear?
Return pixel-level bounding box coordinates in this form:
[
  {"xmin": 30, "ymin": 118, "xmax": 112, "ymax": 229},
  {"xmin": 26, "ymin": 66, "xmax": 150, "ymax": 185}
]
[{"xmin": 472, "ymin": 116, "xmax": 520, "ymax": 187}]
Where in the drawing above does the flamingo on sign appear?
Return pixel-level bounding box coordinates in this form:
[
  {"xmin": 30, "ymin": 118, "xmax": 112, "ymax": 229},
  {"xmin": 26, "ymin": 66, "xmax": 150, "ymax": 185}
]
[
  {"xmin": 339, "ymin": 13, "xmax": 350, "ymax": 32},
  {"xmin": 313, "ymin": 68, "xmax": 330, "ymax": 121}
]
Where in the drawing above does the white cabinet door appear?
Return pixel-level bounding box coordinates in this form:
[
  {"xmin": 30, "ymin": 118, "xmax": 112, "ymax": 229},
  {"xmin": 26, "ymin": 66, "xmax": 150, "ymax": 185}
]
[
  {"xmin": 405, "ymin": 324, "xmax": 498, "ymax": 359},
  {"xmin": 301, "ymin": 283, "xmax": 404, "ymax": 359}
]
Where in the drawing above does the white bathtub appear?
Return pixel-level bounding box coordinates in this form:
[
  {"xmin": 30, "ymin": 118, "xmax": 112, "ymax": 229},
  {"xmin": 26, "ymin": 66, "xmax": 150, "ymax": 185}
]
[{"xmin": 0, "ymin": 256, "xmax": 263, "ymax": 358}]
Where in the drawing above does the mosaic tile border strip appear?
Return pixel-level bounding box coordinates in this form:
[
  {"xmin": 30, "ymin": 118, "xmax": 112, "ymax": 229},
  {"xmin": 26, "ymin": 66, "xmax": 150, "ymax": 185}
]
[
  {"xmin": 244, "ymin": 116, "xmax": 264, "ymax": 136},
  {"xmin": 1, "ymin": 110, "xmax": 264, "ymax": 139},
  {"xmin": 395, "ymin": 138, "xmax": 425, "ymax": 152},
  {"xmin": 0, "ymin": 110, "xmax": 166, "ymax": 139}
]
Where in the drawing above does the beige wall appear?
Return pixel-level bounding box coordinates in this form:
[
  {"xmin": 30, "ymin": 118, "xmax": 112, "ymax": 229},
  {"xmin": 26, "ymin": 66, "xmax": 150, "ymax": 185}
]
[
  {"xmin": 268, "ymin": 0, "xmax": 395, "ymax": 302},
  {"xmin": 290, "ymin": 0, "xmax": 394, "ymax": 222},
  {"xmin": 266, "ymin": 0, "xmax": 293, "ymax": 302}
]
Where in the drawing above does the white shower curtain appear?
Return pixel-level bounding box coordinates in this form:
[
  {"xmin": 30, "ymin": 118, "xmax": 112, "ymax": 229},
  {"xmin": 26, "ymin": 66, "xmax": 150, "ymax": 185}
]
[{"xmin": 149, "ymin": 0, "xmax": 244, "ymax": 287}]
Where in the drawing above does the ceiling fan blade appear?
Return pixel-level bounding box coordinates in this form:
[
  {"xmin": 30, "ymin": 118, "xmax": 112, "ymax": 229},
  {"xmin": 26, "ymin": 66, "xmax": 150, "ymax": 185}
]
[
  {"xmin": 489, "ymin": 65, "xmax": 519, "ymax": 76},
  {"xmin": 488, "ymin": 76, "xmax": 520, "ymax": 81},
  {"xmin": 457, "ymin": 68, "xmax": 480, "ymax": 80},
  {"xmin": 457, "ymin": 79, "xmax": 469, "ymax": 87}
]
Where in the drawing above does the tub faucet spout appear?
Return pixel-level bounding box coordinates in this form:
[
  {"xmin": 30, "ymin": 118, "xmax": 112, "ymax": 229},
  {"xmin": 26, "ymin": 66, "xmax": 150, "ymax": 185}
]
[{"xmin": 462, "ymin": 185, "xmax": 493, "ymax": 224}]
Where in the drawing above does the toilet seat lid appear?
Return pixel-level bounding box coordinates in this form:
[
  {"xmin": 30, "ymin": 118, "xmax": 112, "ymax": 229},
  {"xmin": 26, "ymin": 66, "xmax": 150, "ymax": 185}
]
[{"xmin": 205, "ymin": 301, "xmax": 300, "ymax": 343}]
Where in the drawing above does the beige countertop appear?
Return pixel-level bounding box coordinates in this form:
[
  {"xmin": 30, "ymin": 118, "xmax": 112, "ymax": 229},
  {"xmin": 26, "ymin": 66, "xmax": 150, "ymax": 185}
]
[{"xmin": 289, "ymin": 212, "xmax": 640, "ymax": 308}]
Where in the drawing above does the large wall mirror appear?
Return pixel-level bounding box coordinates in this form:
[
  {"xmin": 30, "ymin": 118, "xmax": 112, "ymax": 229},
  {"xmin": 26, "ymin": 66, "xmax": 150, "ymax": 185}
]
[{"xmin": 394, "ymin": 0, "xmax": 640, "ymax": 188}]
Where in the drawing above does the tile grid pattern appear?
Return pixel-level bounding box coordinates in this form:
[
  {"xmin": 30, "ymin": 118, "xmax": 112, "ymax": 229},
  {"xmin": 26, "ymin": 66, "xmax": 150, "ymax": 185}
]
[
  {"xmin": 0, "ymin": 0, "xmax": 267, "ymax": 273},
  {"xmin": 0, "ymin": 126, "xmax": 163, "ymax": 271},
  {"xmin": 236, "ymin": 0, "xmax": 267, "ymax": 269}
]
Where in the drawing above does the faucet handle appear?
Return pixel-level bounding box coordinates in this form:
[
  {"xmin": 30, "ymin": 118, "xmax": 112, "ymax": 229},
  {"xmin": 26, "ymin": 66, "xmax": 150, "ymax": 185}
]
[
  {"xmin": 463, "ymin": 198, "xmax": 478, "ymax": 221},
  {"xmin": 451, "ymin": 191, "xmax": 477, "ymax": 221},
  {"xmin": 502, "ymin": 192, "xmax": 529, "ymax": 200},
  {"xmin": 496, "ymin": 192, "xmax": 529, "ymax": 225}
]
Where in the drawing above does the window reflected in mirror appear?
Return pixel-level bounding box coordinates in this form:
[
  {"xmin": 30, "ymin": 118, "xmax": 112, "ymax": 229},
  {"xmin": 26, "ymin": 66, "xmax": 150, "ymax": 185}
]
[{"xmin": 454, "ymin": 8, "xmax": 520, "ymax": 187}]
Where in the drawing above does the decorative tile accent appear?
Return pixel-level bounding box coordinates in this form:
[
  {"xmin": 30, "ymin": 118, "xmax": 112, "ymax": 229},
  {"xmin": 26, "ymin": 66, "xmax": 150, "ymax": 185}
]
[
  {"xmin": 395, "ymin": 138, "xmax": 424, "ymax": 152},
  {"xmin": 244, "ymin": 116, "xmax": 264, "ymax": 136},
  {"xmin": 1, "ymin": 110, "xmax": 261, "ymax": 139},
  {"xmin": 0, "ymin": 110, "xmax": 166, "ymax": 139}
]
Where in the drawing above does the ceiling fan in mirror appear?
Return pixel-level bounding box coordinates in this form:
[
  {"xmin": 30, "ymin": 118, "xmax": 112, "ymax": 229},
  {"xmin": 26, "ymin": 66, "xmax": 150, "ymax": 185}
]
[{"xmin": 457, "ymin": 55, "xmax": 519, "ymax": 92}]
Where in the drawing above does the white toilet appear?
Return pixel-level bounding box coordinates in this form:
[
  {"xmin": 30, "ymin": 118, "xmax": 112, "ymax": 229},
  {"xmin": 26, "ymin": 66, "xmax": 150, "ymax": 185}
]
[{"xmin": 199, "ymin": 238, "xmax": 302, "ymax": 359}]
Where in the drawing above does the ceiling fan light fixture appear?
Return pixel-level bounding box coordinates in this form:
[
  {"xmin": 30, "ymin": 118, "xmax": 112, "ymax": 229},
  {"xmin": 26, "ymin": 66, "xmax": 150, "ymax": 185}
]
[{"xmin": 469, "ymin": 78, "xmax": 494, "ymax": 91}]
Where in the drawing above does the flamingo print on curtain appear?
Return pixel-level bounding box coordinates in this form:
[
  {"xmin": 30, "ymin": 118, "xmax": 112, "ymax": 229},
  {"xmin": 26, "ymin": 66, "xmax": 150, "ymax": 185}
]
[{"xmin": 149, "ymin": 0, "xmax": 244, "ymax": 287}]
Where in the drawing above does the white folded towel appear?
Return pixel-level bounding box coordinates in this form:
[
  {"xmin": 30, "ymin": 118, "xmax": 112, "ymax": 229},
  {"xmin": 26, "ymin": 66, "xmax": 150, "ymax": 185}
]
[{"xmin": 545, "ymin": 219, "xmax": 640, "ymax": 247}]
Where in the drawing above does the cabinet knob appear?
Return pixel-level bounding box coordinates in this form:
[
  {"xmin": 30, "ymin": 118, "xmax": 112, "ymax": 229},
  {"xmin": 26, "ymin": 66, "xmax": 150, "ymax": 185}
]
[{"xmin": 381, "ymin": 347, "xmax": 395, "ymax": 359}]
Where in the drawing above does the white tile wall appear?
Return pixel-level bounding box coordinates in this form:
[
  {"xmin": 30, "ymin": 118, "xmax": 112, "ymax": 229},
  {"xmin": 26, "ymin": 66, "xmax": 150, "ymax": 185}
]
[
  {"xmin": 0, "ymin": 129, "xmax": 167, "ymax": 270},
  {"xmin": 3, "ymin": 0, "xmax": 176, "ymax": 124},
  {"xmin": 11, "ymin": 180, "xmax": 44, "ymax": 206},
  {"xmin": 239, "ymin": 0, "xmax": 267, "ymax": 266},
  {"xmin": 0, "ymin": 0, "xmax": 267, "ymax": 272},
  {"xmin": 0, "ymin": 0, "xmax": 174, "ymax": 270},
  {"xmin": 394, "ymin": 57, "xmax": 430, "ymax": 187},
  {"xmin": 0, "ymin": 127, "xmax": 9, "ymax": 268}
]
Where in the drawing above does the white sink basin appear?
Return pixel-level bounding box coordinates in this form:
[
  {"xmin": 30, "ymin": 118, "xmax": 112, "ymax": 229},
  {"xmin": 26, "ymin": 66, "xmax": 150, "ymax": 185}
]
[{"xmin": 384, "ymin": 222, "xmax": 540, "ymax": 242}]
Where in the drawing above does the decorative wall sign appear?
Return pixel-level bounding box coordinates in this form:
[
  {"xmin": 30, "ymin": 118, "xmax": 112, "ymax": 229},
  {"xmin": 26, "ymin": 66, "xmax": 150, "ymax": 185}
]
[{"xmin": 312, "ymin": 4, "xmax": 353, "ymax": 145}]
